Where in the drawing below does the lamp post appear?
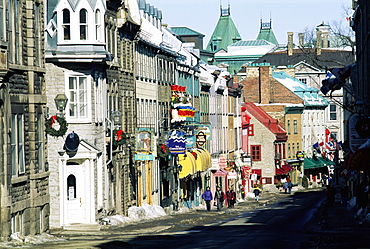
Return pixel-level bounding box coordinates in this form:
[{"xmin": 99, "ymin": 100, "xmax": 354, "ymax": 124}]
[
  {"xmin": 54, "ymin": 94, "xmax": 68, "ymax": 117},
  {"xmin": 111, "ymin": 111, "xmax": 122, "ymax": 129}
]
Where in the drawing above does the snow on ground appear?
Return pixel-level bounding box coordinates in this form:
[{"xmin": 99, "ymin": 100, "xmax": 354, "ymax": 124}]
[{"xmin": 0, "ymin": 232, "xmax": 66, "ymax": 248}]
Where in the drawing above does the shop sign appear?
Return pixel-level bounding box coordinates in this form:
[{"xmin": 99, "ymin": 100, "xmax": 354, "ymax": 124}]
[
  {"xmin": 349, "ymin": 114, "xmax": 369, "ymax": 153},
  {"xmin": 195, "ymin": 131, "xmax": 207, "ymax": 147},
  {"xmin": 135, "ymin": 128, "xmax": 154, "ymax": 153},
  {"xmin": 167, "ymin": 130, "xmax": 186, "ymax": 154},
  {"xmin": 134, "ymin": 154, "xmax": 154, "ymax": 161}
]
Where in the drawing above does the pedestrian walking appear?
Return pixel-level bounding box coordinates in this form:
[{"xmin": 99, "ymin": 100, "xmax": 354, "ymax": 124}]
[
  {"xmin": 214, "ymin": 186, "xmax": 225, "ymax": 211},
  {"xmin": 226, "ymin": 188, "xmax": 236, "ymax": 208},
  {"xmin": 283, "ymin": 181, "xmax": 289, "ymax": 194},
  {"xmin": 287, "ymin": 181, "xmax": 293, "ymax": 194},
  {"xmin": 241, "ymin": 187, "xmax": 245, "ymax": 199},
  {"xmin": 253, "ymin": 185, "xmax": 261, "ymax": 202},
  {"xmin": 201, "ymin": 187, "xmax": 213, "ymax": 211}
]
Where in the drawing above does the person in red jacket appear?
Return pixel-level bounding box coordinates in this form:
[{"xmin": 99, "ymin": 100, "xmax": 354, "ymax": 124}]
[{"xmin": 226, "ymin": 188, "xmax": 236, "ymax": 208}]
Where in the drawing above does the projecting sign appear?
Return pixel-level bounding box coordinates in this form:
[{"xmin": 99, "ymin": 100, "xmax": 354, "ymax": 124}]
[{"xmin": 348, "ymin": 114, "xmax": 369, "ymax": 153}]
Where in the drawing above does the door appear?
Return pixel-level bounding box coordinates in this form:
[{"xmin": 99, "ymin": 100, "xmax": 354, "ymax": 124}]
[{"xmin": 66, "ymin": 163, "xmax": 87, "ymax": 224}]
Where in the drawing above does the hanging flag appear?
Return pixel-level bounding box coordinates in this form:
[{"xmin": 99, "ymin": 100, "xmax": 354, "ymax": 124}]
[
  {"xmin": 321, "ymin": 71, "xmax": 343, "ymax": 95},
  {"xmin": 325, "ymin": 128, "xmax": 331, "ymax": 143},
  {"xmin": 326, "ymin": 141, "xmax": 335, "ymax": 150},
  {"xmin": 313, "ymin": 142, "xmax": 321, "ymax": 153},
  {"xmin": 329, "ymin": 64, "xmax": 352, "ymax": 83},
  {"xmin": 337, "ymin": 141, "xmax": 343, "ymax": 149}
]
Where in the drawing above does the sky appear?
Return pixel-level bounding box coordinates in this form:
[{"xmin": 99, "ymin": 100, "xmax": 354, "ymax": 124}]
[{"xmin": 149, "ymin": 0, "xmax": 353, "ymax": 49}]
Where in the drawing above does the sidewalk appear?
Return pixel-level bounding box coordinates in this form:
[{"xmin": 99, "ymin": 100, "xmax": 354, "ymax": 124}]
[{"xmin": 304, "ymin": 196, "xmax": 370, "ymax": 248}]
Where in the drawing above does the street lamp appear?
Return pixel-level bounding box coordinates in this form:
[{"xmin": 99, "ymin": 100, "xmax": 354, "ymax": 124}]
[
  {"xmin": 111, "ymin": 111, "xmax": 122, "ymax": 128},
  {"xmin": 54, "ymin": 94, "xmax": 68, "ymax": 117}
]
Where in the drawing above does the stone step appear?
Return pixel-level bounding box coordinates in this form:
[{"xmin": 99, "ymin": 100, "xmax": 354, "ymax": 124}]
[{"xmin": 63, "ymin": 224, "xmax": 101, "ymax": 231}]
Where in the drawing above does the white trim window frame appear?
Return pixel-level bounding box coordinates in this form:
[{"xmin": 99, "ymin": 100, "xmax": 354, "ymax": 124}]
[
  {"xmin": 65, "ymin": 71, "xmax": 92, "ymax": 123},
  {"xmin": 11, "ymin": 113, "xmax": 25, "ymax": 176},
  {"xmin": 37, "ymin": 113, "xmax": 45, "ymax": 172}
]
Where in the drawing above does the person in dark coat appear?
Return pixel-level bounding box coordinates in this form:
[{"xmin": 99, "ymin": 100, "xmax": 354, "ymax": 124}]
[
  {"xmin": 253, "ymin": 186, "xmax": 262, "ymax": 202},
  {"xmin": 201, "ymin": 187, "xmax": 213, "ymax": 211},
  {"xmin": 214, "ymin": 186, "xmax": 225, "ymax": 211},
  {"xmin": 226, "ymin": 188, "xmax": 236, "ymax": 208}
]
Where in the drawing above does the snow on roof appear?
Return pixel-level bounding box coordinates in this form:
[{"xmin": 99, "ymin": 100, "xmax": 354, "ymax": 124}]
[
  {"xmin": 272, "ymin": 71, "xmax": 328, "ymax": 107},
  {"xmin": 139, "ymin": 18, "xmax": 163, "ymax": 47}
]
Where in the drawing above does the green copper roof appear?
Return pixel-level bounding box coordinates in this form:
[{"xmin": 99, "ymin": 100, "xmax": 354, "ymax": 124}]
[
  {"xmin": 256, "ymin": 20, "xmax": 278, "ymax": 45},
  {"xmin": 206, "ymin": 8, "xmax": 242, "ymax": 52},
  {"xmin": 230, "ymin": 40, "xmax": 272, "ymax": 47},
  {"xmin": 171, "ymin": 27, "xmax": 204, "ymax": 37}
]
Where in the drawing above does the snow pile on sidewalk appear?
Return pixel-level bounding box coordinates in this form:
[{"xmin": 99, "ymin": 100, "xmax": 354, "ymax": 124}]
[
  {"xmin": 0, "ymin": 232, "xmax": 65, "ymax": 248},
  {"xmin": 107, "ymin": 204, "xmax": 167, "ymax": 226}
]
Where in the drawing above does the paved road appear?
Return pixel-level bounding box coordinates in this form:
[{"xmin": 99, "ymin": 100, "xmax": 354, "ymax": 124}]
[{"xmin": 29, "ymin": 189, "xmax": 329, "ymax": 249}]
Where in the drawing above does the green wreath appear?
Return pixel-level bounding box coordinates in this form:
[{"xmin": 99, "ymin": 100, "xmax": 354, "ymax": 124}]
[
  {"xmin": 113, "ymin": 129, "xmax": 127, "ymax": 147},
  {"xmin": 45, "ymin": 115, "xmax": 68, "ymax": 137},
  {"xmin": 157, "ymin": 144, "xmax": 170, "ymax": 158}
]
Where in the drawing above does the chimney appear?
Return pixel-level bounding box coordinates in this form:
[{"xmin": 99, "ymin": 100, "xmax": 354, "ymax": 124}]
[
  {"xmin": 298, "ymin": 33, "xmax": 304, "ymax": 47},
  {"xmin": 316, "ymin": 30, "xmax": 322, "ymax": 55},
  {"xmin": 322, "ymin": 31, "xmax": 329, "ymax": 48},
  {"xmin": 259, "ymin": 66, "xmax": 271, "ymax": 104},
  {"xmin": 287, "ymin": 32, "xmax": 294, "ymax": 56}
]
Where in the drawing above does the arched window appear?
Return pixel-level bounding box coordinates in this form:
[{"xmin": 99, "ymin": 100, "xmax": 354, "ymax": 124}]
[
  {"xmin": 67, "ymin": 174, "xmax": 76, "ymax": 200},
  {"xmin": 62, "ymin": 9, "xmax": 70, "ymax": 40},
  {"xmin": 79, "ymin": 9, "xmax": 87, "ymax": 40},
  {"xmin": 95, "ymin": 9, "xmax": 101, "ymax": 41}
]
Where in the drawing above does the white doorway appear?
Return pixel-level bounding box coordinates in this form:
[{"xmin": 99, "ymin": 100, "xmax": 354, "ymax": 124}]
[{"xmin": 66, "ymin": 162, "xmax": 87, "ymax": 224}]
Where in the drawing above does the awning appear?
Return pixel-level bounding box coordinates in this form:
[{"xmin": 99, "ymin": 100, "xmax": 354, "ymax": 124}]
[
  {"xmin": 276, "ymin": 168, "xmax": 288, "ymax": 175},
  {"xmin": 304, "ymin": 157, "xmax": 334, "ymax": 169},
  {"xmin": 282, "ymin": 165, "xmax": 294, "ymax": 171},
  {"xmin": 191, "ymin": 150, "xmax": 203, "ymax": 172},
  {"xmin": 197, "ymin": 148, "xmax": 211, "ymax": 171},
  {"xmin": 214, "ymin": 168, "xmax": 228, "ymax": 177},
  {"xmin": 178, "ymin": 152, "xmax": 196, "ymax": 179},
  {"xmin": 251, "ymin": 169, "xmax": 262, "ymax": 176}
]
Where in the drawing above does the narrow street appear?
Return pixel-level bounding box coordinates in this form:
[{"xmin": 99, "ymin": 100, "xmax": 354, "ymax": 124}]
[{"xmin": 30, "ymin": 189, "xmax": 331, "ymax": 249}]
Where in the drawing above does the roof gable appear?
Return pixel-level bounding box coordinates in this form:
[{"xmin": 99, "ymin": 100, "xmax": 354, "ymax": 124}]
[
  {"xmin": 256, "ymin": 20, "xmax": 278, "ymax": 45},
  {"xmin": 171, "ymin": 27, "xmax": 204, "ymax": 37},
  {"xmin": 244, "ymin": 102, "xmax": 287, "ymax": 141},
  {"xmin": 206, "ymin": 11, "xmax": 242, "ymax": 52}
]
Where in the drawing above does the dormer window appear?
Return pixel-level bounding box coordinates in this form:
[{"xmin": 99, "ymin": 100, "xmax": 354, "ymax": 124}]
[
  {"xmin": 63, "ymin": 9, "xmax": 70, "ymax": 40},
  {"xmin": 79, "ymin": 9, "xmax": 87, "ymax": 40}
]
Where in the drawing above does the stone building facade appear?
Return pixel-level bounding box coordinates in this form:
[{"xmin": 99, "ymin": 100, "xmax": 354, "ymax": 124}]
[{"xmin": 0, "ymin": 0, "xmax": 49, "ymax": 239}]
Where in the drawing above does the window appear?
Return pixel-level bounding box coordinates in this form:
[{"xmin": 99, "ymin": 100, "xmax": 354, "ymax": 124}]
[
  {"xmin": 247, "ymin": 124, "xmax": 254, "ymax": 136},
  {"xmin": 95, "ymin": 9, "xmax": 101, "ymax": 41},
  {"xmin": 67, "ymin": 74, "xmax": 89, "ymax": 120},
  {"xmin": 11, "ymin": 211, "xmax": 23, "ymax": 234},
  {"xmin": 287, "ymin": 120, "xmax": 291, "ymax": 134},
  {"xmin": 0, "ymin": 0, "xmax": 4, "ymax": 40},
  {"xmin": 330, "ymin": 104, "xmax": 337, "ymax": 120},
  {"xmin": 62, "ymin": 9, "xmax": 70, "ymax": 40},
  {"xmin": 14, "ymin": 0, "xmax": 20, "ymax": 63},
  {"xmin": 296, "ymin": 143, "xmax": 300, "ymax": 156},
  {"xmin": 251, "ymin": 145, "xmax": 261, "ymax": 161},
  {"xmin": 299, "ymin": 78, "xmax": 307, "ymax": 84},
  {"xmin": 11, "ymin": 114, "xmax": 25, "ymax": 176},
  {"xmin": 79, "ymin": 9, "xmax": 87, "ymax": 40},
  {"xmin": 294, "ymin": 120, "xmax": 298, "ymax": 134},
  {"xmin": 37, "ymin": 114, "xmax": 44, "ymax": 172},
  {"xmin": 67, "ymin": 174, "xmax": 76, "ymax": 200},
  {"xmin": 287, "ymin": 143, "xmax": 291, "ymax": 158},
  {"xmin": 34, "ymin": 3, "xmax": 41, "ymax": 66}
]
